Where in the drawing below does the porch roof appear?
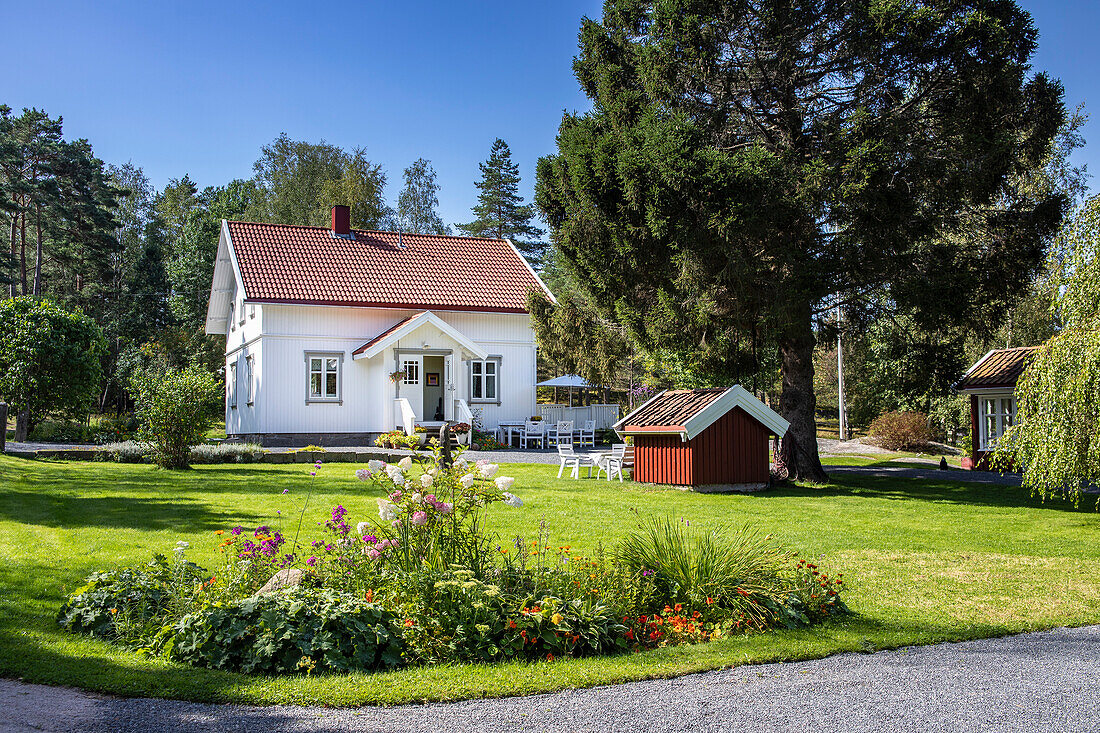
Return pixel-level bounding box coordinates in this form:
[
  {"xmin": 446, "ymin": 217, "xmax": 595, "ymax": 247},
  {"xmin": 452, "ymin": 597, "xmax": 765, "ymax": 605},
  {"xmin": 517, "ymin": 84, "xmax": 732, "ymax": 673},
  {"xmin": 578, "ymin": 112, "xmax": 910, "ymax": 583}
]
[{"xmin": 351, "ymin": 311, "xmax": 488, "ymax": 361}]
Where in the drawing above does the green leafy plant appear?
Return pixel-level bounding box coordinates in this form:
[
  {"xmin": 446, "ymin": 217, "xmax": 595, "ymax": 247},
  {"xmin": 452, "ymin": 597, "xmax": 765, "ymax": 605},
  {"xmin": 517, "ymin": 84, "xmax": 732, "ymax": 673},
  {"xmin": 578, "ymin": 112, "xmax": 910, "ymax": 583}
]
[
  {"xmin": 58, "ymin": 552, "xmax": 208, "ymax": 642},
  {"xmin": 130, "ymin": 364, "xmax": 220, "ymax": 469},
  {"xmin": 164, "ymin": 587, "xmax": 404, "ymax": 674}
]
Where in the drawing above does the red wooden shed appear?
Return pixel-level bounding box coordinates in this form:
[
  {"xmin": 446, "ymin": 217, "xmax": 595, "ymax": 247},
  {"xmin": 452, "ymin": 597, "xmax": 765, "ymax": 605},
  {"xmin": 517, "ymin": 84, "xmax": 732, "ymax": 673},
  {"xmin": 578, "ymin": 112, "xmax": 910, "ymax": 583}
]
[{"xmin": 614, "ymin": 386, "xmax": 789, "ymax": 490}]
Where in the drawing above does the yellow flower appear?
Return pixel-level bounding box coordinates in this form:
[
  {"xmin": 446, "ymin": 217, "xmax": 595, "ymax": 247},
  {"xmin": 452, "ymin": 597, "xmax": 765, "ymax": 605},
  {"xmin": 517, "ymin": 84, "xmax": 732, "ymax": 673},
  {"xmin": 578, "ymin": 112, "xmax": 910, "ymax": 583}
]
[{"xmin": 551, "ymin": 613, "xmax": 563, "ymax": 625}]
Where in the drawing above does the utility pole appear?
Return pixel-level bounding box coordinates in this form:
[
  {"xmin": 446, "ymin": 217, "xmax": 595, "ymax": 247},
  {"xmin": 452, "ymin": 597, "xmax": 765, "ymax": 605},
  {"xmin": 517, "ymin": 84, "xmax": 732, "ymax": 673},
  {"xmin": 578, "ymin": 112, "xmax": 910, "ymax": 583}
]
[{"xmin": 837, "ymin": 300, "xmax": 848, "ymax": 441}]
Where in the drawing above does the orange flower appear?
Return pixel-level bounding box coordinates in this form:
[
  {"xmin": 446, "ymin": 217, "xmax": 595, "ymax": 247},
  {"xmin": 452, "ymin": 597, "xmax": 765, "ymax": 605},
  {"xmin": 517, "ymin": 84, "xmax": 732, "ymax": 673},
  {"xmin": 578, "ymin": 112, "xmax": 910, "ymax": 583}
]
[
  {"xmin": 508, "ymin": 619, "xmax": 517, "ymax": 629},
  {"xmin": 215, "ymin": 530, "xmax": 224, "ymax": 535},
  {"xmin": 546, "ymin": 653, "xmax": 555, "ymax": 662},
  {"xmin": 706, "ymin": 597, "xmax": 714, "ymax": 605},
  {"xmin": 404, "ymin": 618, "xmax": 415, "ymax": 628}
]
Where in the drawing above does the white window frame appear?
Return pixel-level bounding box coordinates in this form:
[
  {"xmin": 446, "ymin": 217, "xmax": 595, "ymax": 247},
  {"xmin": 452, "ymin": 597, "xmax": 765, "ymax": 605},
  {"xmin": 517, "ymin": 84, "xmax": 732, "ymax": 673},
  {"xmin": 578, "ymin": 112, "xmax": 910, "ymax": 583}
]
[
  {"xmin": 979, "ymin": 395, "xmax": 1015, "ymax": 450},
  {"xmin": 305, "ymin": 351, "xmax": 344, "ymax": 404},
  {"xmin": 469, "ymin": 357, "xmax": 502, "ymax": 405},
  {"xmin": 228, "ymin": 359, "xmax": 238, "ymax": 409},
  {"xmin": 238, "ymin": 296, "xmax": 246, "ymax": 326},
  {"xmin": 402, "ymin": 359, "xmax": 421, "ymax": 385},
  {"xmin": 245, "ymin": 355, "xmax": 254, "ymax": 405}
]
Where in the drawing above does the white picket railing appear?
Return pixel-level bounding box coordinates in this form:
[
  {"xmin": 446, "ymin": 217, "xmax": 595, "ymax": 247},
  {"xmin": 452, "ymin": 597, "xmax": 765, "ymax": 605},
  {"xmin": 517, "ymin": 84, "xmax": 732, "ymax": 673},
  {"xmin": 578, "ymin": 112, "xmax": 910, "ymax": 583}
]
[
  {"xmin": 454, "ymin": 398, "xmax": 474, "ymax": 428},
  {"xmin": 395, "ymin": 398, "xmax": 417, "ymax": 435},
  {"xmin": 536, "ymin": 403, "xmax": 621, "ymax": 431}
]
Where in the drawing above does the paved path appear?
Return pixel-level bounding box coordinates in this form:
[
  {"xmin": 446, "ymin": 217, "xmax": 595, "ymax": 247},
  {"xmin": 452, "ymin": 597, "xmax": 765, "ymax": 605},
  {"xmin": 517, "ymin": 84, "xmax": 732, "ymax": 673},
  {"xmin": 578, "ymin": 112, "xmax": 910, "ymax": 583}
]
[{"xmin": 2, "ymin": 625, "xmax": 1096, "ymax": 733}]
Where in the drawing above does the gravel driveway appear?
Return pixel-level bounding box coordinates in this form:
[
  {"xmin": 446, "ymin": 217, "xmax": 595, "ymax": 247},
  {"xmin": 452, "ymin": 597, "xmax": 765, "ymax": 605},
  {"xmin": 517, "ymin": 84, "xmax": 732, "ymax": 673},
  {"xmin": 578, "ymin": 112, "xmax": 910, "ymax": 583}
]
[{"xmin": 3, "ymin": 625, "xmax": 1096, "ymax": 733}]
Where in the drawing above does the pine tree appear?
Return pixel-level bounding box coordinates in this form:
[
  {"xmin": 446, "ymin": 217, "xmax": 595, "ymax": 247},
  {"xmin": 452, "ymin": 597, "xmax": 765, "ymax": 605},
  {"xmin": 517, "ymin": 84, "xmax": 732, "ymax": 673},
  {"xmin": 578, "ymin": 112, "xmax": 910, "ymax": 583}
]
[{"xmin": 457, "ymin": 139, "xmax": 545, "ymax": 265}]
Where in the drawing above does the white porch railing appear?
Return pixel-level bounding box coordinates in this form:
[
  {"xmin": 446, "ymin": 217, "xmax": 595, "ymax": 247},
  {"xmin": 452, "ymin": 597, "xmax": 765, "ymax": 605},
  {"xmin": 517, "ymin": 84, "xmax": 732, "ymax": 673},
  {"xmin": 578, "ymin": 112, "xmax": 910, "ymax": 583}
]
[
  {"xmin": 454, "ymin": 398, "xmax": 474, "ymax": 428},
  {"xmin": 536, "ymin": 403, "xmax": 621, "ymax": 431},
  {"xmin": 395, "ymin": 398, "xmax": 417, "ymax": 435}
]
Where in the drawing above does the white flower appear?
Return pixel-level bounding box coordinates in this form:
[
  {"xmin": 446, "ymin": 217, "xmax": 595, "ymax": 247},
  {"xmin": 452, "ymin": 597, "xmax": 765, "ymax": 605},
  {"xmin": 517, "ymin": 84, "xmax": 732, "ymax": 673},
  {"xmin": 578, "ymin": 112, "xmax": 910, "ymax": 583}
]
[
  {"xmin": 411, "ymin": 492, "xmax": 422, "ymax": 504},
  {"xmin": 453, "ymin": 456, "xmax": 468, "ymax": 469},
  {"xmin": 495, "ymin": 476, "xmax": 515, "ymax": 492},
  {"xmin": 502, "ymin": 492, "xmax": 523, "ymax": 508},
  {"xmin": 175, "ymin": 541, "xmax": 190, "ymax": 549},
  {"xmin": 355, "ymin": 468, "xmax": 372, "ymax": 481},
  {"xmin": 391, "ymin": 474, "xmax": 406, "ymax": 488},
  {"xmin": 420, "ymin": 473, "xmax": 433, "ymax": 489},
  {"xmin": 479, "ymin": 463, "xmax": 499, "ymax": 479},
  {"xmin": 385, "ymin": 465, "xmax": 405, "ymax": 483},
  {"xmin": 427, "ymin": 466, "xmax": 438, "ymax": 477},
  {"xmin": 459, "ymin": 474, "xmax": 475, "ymax": 490},
  {"xmin": 367, "ymin": 459, "xmax": 384, "ymax": 473},
  {"xmin": 377, "ymin": 498, "xmax": 398, "ymax": 522},
  {"xmin": 356, "ymin": 521, "xmax": 371, "ymax": 536},
  {"xmin": 398, "ymin": 456, "xmax": 413, "ymax": 469}
]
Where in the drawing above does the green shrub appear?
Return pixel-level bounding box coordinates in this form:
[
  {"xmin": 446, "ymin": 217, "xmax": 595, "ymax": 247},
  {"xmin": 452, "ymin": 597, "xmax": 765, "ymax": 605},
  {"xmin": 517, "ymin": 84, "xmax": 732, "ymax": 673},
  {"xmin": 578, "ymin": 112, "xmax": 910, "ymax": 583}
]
[
  {"xmin": 165, "ymin": 587, "xmax": 405, "ymax": 674},
  {"xmin": 130, "ymin": 365, "xmax": 220, "ymax": 469},
  {"xmin": 868, "ymin": 410, "xmax": 934, "ymax": 451},
  {"xmin": 58, "ymin": 553, "xmax": 208, "ymax": 641}
]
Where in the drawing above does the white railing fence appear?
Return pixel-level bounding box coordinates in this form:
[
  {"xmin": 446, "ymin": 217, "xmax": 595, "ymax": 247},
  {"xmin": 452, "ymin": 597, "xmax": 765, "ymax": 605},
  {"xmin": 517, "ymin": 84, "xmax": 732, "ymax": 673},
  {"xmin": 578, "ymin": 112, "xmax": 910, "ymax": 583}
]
[
  {"xmin": 395, "ymin": 398, "xmax": 417, "ymax": 435},
  {"xmin": 536, "ymin": 403, "xmax": 621, "ymax": 431},
  {"xmin": 454, "ymin": 398, "xmax": 474, "ymax": 427}
]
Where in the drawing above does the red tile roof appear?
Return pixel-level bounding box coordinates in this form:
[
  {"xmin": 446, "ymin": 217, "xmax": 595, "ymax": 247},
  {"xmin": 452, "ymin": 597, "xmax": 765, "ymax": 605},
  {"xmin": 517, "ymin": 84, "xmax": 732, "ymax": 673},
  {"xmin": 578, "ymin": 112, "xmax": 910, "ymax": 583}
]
[
  {"xmin": 226, "ymin": 221, "xmax": 548, "ymax": 313},
  {"xmin": 622, "ymin": 389, "xmax": 727, "ymax": 431},
  {"xmin": 956, "ymin": 346, "xmax": 1040, "ymax": 391}
]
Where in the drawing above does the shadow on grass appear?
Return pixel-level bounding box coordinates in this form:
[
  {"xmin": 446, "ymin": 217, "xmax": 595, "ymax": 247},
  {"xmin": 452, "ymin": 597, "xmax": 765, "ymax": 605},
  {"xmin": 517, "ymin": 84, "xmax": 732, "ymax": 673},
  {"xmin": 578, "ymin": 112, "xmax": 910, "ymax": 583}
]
[
  {"xmin": 763, "ymin": 473, "xmax": 1100, "ymax": 514},
  {"xmin": 0, "ymin": 485, "xmax": 267, "ymax": 531}
]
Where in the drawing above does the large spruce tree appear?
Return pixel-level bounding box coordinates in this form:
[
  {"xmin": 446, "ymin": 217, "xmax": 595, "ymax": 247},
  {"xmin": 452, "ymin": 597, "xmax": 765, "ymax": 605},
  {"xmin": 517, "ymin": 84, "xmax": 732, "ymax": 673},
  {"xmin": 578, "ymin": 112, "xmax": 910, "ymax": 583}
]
[
  {"xmin": 536, "ymin": 0, "xmax": 1067, "ymax": 480},
  {"xmin": 457, "ymin": 138, "xmax": 545, "ymax": 265}
]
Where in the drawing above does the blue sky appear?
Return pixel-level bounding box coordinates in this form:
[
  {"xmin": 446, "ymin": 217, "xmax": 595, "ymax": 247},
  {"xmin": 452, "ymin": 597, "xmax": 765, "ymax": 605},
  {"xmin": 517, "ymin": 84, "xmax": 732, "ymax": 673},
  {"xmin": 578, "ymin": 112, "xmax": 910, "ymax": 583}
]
[{"xmin": 6, "ymin": 1, "xmax": 1097, "ymax": 227}]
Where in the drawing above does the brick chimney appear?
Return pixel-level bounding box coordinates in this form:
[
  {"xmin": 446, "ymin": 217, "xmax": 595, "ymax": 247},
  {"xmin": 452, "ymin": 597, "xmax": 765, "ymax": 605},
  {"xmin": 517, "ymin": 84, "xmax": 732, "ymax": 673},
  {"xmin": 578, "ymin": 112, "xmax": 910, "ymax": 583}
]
[{"xmin": 331, "ymin": 205, "xmax": 351, "ymax": 237}]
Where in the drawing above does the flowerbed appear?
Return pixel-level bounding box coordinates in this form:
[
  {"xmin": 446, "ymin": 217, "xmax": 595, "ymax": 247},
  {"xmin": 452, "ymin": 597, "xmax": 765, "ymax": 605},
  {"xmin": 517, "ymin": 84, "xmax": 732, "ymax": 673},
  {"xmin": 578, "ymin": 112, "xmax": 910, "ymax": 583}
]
[{"xmin": 58, "ymin": 447, "xmax": 847, "ymax": 674}]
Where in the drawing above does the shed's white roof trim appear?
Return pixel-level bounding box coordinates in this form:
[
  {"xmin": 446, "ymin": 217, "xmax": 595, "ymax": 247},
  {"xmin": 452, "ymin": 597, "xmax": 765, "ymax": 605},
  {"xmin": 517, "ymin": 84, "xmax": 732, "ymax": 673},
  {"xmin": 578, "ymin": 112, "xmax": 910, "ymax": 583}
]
[
  {"xmin": 683, "ymin": 385, "xmax": 789, "ymax": 440},
  {"xmin": 615, "ymin": 385, "xmax": 788, "ymax": 441}
]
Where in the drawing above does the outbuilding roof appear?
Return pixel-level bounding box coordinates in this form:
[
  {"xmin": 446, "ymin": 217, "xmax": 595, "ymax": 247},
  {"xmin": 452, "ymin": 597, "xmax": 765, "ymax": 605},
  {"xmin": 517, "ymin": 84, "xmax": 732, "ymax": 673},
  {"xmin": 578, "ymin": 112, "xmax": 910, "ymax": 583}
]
[
  {"xmin": 615, "ymin": 385, "xmax": 789, "ymax": 441},
  {"xmin": 223, "ymin": 220, "xmax": 550, "ymax": 313},
  {"xmin": 955, "ymin": 346, "xmax": 1040, "ymax": 391}
]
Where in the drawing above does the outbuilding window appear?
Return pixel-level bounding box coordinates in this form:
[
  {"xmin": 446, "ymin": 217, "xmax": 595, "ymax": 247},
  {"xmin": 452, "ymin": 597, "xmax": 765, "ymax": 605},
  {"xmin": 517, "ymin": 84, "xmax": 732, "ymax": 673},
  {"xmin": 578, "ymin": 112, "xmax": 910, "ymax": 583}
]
[
  {"xmin": 305, "ymin": 352, "xmax": 343, "ymax": 403},
  {"xmin": 979, "ymin": 396, "xmax": 1015, "ymax": 449},
  {"xmin": 470, "ymin": 358, "xmax": 500, "ymax": 404},
  {"xmin": 245, "ymin": 355, "xmax": 254, "ymax": 405}
]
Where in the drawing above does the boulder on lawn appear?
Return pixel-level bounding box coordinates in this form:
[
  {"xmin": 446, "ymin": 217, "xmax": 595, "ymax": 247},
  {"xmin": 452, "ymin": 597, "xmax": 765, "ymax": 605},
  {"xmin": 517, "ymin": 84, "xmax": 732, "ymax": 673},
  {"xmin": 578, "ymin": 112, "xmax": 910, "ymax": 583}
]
[{"xmin": 255, "ymin": 568, "xmax": 304, "ymax": 596}]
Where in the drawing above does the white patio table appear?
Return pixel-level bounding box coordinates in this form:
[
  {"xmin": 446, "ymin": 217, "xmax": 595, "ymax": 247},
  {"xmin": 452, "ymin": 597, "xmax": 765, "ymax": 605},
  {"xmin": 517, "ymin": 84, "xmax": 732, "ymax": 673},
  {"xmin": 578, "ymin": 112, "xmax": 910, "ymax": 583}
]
[{"xmin": 497, "ymin": 421, "xmax": 526, "ymax": 447}]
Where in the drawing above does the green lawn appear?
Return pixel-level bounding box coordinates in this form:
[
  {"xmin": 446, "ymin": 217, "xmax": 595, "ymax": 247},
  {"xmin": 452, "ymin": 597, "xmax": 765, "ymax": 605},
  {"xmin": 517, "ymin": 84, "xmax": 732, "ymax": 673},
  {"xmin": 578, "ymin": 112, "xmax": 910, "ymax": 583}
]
[{"xmin": 1, "ymin": 454, "xmax": 1098, "ymax": 706}]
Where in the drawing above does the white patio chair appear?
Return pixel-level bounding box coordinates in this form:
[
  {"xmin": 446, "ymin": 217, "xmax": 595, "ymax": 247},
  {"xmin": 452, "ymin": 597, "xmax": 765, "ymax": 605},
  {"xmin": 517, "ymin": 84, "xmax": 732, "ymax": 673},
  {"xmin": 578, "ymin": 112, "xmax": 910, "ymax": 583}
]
[
  {"xmin": 550, "ymin": 420, "xmax": 574, "ymax": 447},
  {"xmin": 595, "ymin": 443, "xmax": 627, "ymax": 482},
  {"xmin": 578, "ymin": 420, "xmax": 596, "ymax": 447},
  {"xmin": 557, "ymin": 444, "xmax": 594, "ymax": 479},
  {"xmin": 520, "ymin": 420, "xmax": 545, "ymax": 449}
]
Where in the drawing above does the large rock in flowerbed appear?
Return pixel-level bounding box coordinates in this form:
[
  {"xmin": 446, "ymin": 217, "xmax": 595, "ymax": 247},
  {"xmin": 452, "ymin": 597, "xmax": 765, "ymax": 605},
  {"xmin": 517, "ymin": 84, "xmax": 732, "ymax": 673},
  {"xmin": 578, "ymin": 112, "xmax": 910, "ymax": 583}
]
[{"xmin": 255, "ymin": 568, "xmax": 304, "ymax": 596}]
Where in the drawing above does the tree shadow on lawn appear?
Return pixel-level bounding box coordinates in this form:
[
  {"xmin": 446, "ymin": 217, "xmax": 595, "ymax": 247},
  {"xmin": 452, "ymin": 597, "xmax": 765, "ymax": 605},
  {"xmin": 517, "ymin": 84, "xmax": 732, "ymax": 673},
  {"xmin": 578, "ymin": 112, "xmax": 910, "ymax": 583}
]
[
  {"xmin": 763, "ymin": 473, "xmax": 1100, "ymax": 514},
  {"xmin": 0, "ymin": 485, "xmax": 267, "ymax": 531}
]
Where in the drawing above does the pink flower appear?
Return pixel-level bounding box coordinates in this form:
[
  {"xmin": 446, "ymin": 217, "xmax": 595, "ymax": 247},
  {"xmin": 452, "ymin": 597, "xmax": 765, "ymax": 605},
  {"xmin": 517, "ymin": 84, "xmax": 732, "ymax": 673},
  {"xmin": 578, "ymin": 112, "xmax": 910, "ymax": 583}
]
[
  {"xmin": 365, "ymin": 548, "xmax": 381, "ymax": 560},
  {"xmin": 439, "ymin": 502, "xmax": 453, "ymax": 515},
  {"xmin": 411, "ymin": 510, "xmax": 428, "ymax": 526}
]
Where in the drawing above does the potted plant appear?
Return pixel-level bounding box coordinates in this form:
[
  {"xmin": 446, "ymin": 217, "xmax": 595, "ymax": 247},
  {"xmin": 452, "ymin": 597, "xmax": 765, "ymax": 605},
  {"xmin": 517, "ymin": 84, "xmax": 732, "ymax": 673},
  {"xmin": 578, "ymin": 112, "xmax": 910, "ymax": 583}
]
[
  {"xmin": 414, "ymin": 425, "xmax": 431, "ymax": 448},
  {"xmin": 389, "ymin": 370, "xmax": 407, "ymax": 384},
  {"xmin": 452, "ymin": 422, "xmax": 471, "ymax": 445}
]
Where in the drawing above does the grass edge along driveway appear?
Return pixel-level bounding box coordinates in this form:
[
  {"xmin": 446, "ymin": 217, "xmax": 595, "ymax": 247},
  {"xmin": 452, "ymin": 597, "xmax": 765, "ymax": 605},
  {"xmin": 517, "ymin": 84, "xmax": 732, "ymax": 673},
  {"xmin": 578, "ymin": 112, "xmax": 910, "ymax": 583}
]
[{"xmin": 0, "ymin": 455, "xmax": 1097, "ymax": 707}]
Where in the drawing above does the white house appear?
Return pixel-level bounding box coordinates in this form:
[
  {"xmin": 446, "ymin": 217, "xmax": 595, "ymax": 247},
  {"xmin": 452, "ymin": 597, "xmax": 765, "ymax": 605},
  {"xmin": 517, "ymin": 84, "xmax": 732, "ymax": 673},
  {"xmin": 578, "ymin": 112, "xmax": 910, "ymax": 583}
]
[{"xmin": 204, "ymin": 205, "xmax": 554, "ymax": 446}]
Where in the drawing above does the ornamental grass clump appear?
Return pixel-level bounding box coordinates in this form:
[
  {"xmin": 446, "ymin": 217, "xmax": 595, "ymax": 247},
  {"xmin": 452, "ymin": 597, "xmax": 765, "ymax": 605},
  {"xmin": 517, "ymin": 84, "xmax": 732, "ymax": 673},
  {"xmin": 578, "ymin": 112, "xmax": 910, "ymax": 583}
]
[{"xmin": 616, "ymin": 517, "xmax": 847, "ymax": 631}]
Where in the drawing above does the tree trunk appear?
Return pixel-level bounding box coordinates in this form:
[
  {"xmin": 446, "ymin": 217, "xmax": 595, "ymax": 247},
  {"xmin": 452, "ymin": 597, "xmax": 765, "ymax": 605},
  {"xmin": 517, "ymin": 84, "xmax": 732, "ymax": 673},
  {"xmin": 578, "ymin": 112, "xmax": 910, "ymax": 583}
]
[
  {"xmin": 14, "ymin": 409, "xmax": 30, "ymax": 443},
  {"xmin": 8, "ymin": 212, "xmax": 17, "ymax": 299},
  {"xmin": 19, "ymin": 212, "xmax": 28, "ymax": 296},
  {"xmin": 32, "ymin": 204, "xmax": 42, "ymax": 297},
  {"xmin": 775, "ymin": 303, "xmax": 828, "ymax": 483}
]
